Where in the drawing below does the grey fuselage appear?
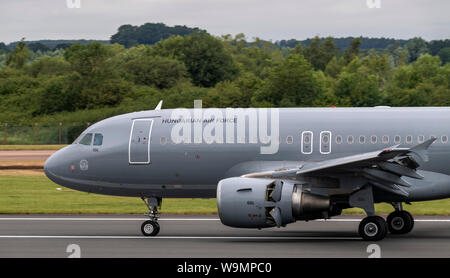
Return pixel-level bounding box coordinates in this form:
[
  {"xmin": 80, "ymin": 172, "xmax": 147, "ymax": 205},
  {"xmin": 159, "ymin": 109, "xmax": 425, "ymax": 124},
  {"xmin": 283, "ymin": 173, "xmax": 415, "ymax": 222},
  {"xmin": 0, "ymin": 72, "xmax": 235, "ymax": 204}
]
[{"xmin": 44, "ymin": 107, "xmax": 450, "ymax": 202}]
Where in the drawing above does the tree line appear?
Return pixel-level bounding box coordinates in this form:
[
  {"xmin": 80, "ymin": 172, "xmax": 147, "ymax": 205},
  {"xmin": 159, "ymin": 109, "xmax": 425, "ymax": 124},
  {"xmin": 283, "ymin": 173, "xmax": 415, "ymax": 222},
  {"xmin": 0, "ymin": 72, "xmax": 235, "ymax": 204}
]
[{"xmin": 0, "ymin": 23, "xmax": 449, "ymax": 125}]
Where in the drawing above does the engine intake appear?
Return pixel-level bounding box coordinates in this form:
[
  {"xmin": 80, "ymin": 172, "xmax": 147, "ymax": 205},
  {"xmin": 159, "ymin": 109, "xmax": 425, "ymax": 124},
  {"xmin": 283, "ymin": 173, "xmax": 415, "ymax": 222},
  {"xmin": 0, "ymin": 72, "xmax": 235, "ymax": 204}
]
[{"xmin": 217, "ymin": 177, "xmax": 336, "ymax": 228}]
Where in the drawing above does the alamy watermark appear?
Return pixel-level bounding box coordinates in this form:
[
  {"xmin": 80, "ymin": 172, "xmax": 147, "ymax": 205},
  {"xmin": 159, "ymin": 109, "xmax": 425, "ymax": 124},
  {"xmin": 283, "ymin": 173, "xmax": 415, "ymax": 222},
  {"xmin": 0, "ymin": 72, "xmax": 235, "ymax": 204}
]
[
  {"xmin": 366, "ymin": 0, "xmax": 381, "ymax": 9},
  {"xmin": 66, "ymin": 243, "xmax": 81, "ymax": 258},
  {"xmin": 167, "ymin": 100, "xmax": 280, "ymax": 155},
  {"xmin": 367, "ymin": 244, "xmax": 381, "ymax": 258},
  {"xmin": 66, "ymin": 0, "xmax": 81, "ymax": 9}
]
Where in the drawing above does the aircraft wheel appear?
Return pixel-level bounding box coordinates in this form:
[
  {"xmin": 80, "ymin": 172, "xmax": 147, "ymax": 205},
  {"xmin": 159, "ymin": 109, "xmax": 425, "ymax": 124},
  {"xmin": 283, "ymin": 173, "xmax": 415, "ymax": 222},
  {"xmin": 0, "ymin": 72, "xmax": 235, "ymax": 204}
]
[
  {"xmin": 387, "ymin": 211, "xmax": 414, "ymax": 234},
  {"xmin": 141, "ymin": 220, "xmax": 160, "ymax": 236},
  {"xmin": 359, "ymin": 216, "xmax": 387, "ymax": 241}
]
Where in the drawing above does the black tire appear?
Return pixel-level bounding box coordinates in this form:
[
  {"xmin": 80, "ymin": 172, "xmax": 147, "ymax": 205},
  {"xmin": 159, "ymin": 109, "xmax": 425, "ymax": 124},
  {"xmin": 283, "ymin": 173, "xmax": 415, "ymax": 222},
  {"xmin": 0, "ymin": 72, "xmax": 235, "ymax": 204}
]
[
  {"xmin": 141, "ymin": 220, "xmax": 160, "ymax": 236},
  {"xmin": 387, "ymin": 211, "xmax": 414, "ymax": 234},
  {"xmin": 359, "ymin": 216, "xmax": 387, "ymax": 241}
]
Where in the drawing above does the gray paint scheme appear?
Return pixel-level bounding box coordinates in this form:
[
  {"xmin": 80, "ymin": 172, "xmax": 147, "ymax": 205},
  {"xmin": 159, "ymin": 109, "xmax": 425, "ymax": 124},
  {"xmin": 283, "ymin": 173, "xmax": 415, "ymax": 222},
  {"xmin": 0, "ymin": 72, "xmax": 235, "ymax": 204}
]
[{"xmin": 44, "ymin": 107, "xmax": 450, "ymax": 204}]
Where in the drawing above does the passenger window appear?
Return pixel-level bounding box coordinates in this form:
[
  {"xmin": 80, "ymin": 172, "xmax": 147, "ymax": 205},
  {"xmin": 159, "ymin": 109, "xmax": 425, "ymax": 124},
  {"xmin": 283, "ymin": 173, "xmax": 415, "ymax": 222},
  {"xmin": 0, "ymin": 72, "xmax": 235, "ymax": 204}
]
[
  {"xmin": 442, "ymin": 136, "xmax": 448, "ymax": 144},
  {"xmin": 359, "ymin": 136, "xmax": 366, "ymax": 144},
  {"xmin": 394, "ymin": 135, "xmax": 401, "ymax": 144},
  {"xmin": 335, "ymin": 135, "xmax": 342, "ymax": 144},
  {"xmin": 347, "ymin": 135, "xmax": 354, "ymax": 144},
  {"xmin": 371, "ymin": 136, "xmax": 377, "ymax": 144},
  {"xmin": 418, "ymin": 135, "xmax": 425, "ymax": 143},
  {"xmin": 406, "ymin": 135, "xmax": 413, "ymax": 144},
  {"xmin": 93, "ymin": 133, "xmax": 103, "ymax": 146},
  {"xmin": 79, "ymin": 133, "xmax": 93, "ymax": 145},
  {"xmin": 382, "ymin": 135, "xmax": 389, "ymax": 144},
  {"xmin": 286, "ymin": 136, "xmax": 293, "ymax": 144}
]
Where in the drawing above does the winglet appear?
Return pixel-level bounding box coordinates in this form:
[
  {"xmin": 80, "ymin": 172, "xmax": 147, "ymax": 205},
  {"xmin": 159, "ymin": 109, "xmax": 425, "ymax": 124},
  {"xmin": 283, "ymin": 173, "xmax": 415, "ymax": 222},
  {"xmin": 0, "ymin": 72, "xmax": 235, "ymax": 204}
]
[
  {"xmin": 409, "ymin": 137, "xmax": 437, "ymax": 162},
  {"xmin": 155, "ymin": 100, "xmax": 163, "ymax": 110}
]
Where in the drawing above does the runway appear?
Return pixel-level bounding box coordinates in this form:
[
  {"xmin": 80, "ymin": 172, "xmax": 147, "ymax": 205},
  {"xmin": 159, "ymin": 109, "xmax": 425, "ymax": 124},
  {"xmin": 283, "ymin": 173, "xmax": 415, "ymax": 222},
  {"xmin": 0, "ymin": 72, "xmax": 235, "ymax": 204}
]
[{"xmin": 0, "ymin": 215, "xmax": 449, "ymax": 258}]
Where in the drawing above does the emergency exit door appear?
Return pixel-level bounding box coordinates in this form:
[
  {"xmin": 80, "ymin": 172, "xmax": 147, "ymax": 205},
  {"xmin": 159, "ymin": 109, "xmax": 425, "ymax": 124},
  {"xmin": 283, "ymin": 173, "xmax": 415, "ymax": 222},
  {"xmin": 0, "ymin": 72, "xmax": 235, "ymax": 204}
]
[{"xmin": 129, "ymin": 119, "xmax": 154, "ymax": 164}]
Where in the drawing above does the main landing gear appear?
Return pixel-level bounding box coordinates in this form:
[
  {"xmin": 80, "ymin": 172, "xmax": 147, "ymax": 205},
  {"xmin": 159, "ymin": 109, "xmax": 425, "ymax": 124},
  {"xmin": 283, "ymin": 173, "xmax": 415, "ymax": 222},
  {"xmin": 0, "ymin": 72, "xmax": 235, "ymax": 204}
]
[
  {"xmin": 349, "ymin": 186, "xmax": 414, "ymax": 241},
  {"xmin": 359, "ymin": 216, "xmax": 388, "ymax": 241},
  {"xmin": 386, "ymin": 202, "xmax": 414, "ymax": 235},
  {"xmin": 358, "ymin": 206, "xmax": 415, "ymax": 241},
  {"xmin": 140, "ymin": 197, "xmax": 161, "ymax": 236},
  {"xmin": 350, "ymin": 185, "xmax": 387, "ymax": 241}
]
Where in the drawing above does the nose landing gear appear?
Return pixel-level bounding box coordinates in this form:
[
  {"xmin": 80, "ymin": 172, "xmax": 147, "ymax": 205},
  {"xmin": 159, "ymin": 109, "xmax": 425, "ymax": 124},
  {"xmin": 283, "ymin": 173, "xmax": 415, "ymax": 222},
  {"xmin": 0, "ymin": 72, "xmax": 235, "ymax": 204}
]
[
  {"xmin": 140, "ymin": 197, "xmax": 161, "ymax": 236},
  {"xmin": 141, "ymin": 220, "xmax": 160, "ymax": 236}
]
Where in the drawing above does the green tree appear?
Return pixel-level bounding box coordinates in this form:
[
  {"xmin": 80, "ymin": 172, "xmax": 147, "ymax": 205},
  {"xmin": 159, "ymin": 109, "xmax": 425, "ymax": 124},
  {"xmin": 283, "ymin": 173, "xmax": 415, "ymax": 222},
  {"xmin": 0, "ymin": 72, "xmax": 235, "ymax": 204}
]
[
  {"xmin": 0, "ymin": 42, "xmax": 9, "ymax": 54},
  {"xmin": 362, "ymin": 54, "xmax": 392, "ymax": 88},
  {"xmin": 437, "ymin": 47, "xmax": 450, "ymax": 64},
  {"xmin": 325, "ymin": 56, "xmax": 344, "ymax": 78},
  {"xmin": 63, "ymin": 42, "xmax": 130, "ymax": 109},
  {"xmin": 333, "ymin": 58, "xmax": 384, "ymax": 106},
  {"xmin": 204, "ymin": 72, "xmax": 262, "ymax": 108},
  {"xmin": 25, "ymin": 56, "xmax": 71, "ymax": 77},
  {"xmin": 343, "ymin": 38, "xmax": 361, "ymax": 64},
  {"xmin": 37, "ymin": 76, "xmax": 73, "ymax": 114},
  {"xmin": 320, "ymin": 37, "xmax": 338, "ymax": 70},
  {"xmin": 252, "ymin": 54, "xmax": 323, "ymax": 106},
  {"xmin": 124, "ymin": 55, "xmax": 188, "ymax": 89},
  {"xmin": 64, "ymin": 42, "xmax": 110, "ymax": 78},
  {"xmin": 303, "ymin": 36, "xmax": 321, "ymax": 70},
  {"xmin": 111, "ymin": 23, "xmax": 203, "ymax": 48},
  {"xmin": 6, "ymin": 38, "xmax": 30, "ymax": 69},
  {"xmin": 303, "ymin": 37, "xmax": 338, "ymax": 71},
  {"xmin": 406, "ymin": 37, "xmax": 429, "ymax": 63},
  {"xmin": 386, "ymin": 55, "xmax": 449, "ymax": 106},
  {"xmin": 153, "ymin": 33, "xmax": 239, "ymax": 87}
]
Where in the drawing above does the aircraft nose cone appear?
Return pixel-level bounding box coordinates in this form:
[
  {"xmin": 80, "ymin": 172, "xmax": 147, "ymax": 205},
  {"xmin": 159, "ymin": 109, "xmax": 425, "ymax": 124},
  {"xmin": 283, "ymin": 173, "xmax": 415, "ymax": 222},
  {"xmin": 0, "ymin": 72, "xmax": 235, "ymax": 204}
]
[
  {"xmin": 44, "ymin": 152, "xmax": 58, "ymax": 181},
  {"xmin": 44, "ymin": 146, "xmax": 87, "ymax": 192},
  {"xmin": 44, "ymin": 149, "xmax": 69, "ymax": 183}
]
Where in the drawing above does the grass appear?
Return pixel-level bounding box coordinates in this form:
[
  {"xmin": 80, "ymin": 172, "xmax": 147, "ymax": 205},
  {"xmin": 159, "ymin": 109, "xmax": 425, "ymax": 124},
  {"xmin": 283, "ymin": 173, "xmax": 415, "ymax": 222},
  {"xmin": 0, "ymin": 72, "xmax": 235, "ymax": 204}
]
[
  {"xmin": 0, "ymin": 174, "xmax": 449, "ymax": 215},
  {"xmin": 344, "ymin": 201, "xmax": 450, "ymax": 215},
  {"xmin": 0, "ymin": 145, "xmax": 67, "ymax": 151},
  {"xmin": 0, "ymin": 174, "xmax": 217, "ymax": 214}
]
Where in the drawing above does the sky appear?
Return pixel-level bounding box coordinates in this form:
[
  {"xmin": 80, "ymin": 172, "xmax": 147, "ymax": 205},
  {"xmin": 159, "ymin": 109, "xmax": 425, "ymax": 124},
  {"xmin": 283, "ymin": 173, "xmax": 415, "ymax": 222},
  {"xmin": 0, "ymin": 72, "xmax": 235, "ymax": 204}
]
[{"xmin": 1, "ymin": 0, "xmax": 449, "ymax": 44}]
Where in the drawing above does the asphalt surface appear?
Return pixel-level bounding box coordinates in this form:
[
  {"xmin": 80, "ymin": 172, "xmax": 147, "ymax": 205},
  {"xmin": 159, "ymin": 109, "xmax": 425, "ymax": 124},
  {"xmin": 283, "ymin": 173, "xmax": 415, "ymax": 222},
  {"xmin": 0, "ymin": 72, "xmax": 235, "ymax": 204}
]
[
  {"xmin": 0, "ymin": 215, "xmax": 449, "ymax": 258},
  {"xmin": 0, "ymin": 150, "xmax": 55, "ymax": 161}
]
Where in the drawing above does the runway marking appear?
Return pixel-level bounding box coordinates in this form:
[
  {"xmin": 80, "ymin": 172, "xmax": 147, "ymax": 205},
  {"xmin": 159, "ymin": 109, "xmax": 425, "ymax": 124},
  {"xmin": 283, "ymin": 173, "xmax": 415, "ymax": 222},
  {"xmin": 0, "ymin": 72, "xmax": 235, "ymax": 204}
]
[
  {"xmin": 0, "ymin": 218, "xmax": 219, "ymax": 221},
  {"xmin": 0, "ymin": 235, "xmax": 361, "ymax": 240},
  {"xmin": 0, "ymin": 218, "xmax": 449, "ymax": 222},
  {"xmin": 317, "ymin": 219, "xmax": 450, "ymax": 222}
]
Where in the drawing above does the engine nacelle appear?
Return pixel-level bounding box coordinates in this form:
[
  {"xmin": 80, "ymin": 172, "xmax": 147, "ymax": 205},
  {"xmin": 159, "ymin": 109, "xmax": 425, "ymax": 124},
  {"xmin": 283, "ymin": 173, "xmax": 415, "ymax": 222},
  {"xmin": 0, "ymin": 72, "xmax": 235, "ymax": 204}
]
[{"xmin": 217, "ymin": 177, "xmax": 335, "ymax": 228}]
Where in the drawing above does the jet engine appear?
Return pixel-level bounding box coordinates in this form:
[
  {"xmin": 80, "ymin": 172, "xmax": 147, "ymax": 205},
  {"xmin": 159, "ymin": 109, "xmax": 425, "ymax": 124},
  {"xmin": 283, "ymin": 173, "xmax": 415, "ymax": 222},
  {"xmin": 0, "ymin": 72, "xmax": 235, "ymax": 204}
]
[{"xmin": 217, "ymin": 177, "xmax": 337, "ymax": 228}]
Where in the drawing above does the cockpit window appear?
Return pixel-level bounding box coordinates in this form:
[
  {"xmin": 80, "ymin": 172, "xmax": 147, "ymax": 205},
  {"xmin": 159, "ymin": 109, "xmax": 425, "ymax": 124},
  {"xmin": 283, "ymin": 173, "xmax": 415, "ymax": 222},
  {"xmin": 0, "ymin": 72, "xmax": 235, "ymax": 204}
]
[
  {"xmin": 93, "ymin": 133, "xmax": 103, "ymax": 146},
  {"xmin": 79, "ymin": 133, "xmax": 93, "ymax": 145},
  {"xmin": 73, "ymin": 133, "xmax": 84, "ymax": 144}
]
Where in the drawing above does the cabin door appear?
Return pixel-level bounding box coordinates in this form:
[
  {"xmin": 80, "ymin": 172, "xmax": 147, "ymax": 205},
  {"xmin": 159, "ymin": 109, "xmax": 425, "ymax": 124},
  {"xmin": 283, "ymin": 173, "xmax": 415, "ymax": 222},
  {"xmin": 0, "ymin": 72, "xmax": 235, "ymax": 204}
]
[{"xmin": 129, "ymin": 119, "xmax": 154, "ymax": 164}]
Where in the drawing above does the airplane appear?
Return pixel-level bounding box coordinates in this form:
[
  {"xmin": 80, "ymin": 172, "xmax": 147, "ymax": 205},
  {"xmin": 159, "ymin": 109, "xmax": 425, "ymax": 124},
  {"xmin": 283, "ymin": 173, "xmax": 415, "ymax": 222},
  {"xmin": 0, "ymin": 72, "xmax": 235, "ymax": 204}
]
[{"xmin": 44, "ymin": 102, "xmax": 450, "ymax": 241}]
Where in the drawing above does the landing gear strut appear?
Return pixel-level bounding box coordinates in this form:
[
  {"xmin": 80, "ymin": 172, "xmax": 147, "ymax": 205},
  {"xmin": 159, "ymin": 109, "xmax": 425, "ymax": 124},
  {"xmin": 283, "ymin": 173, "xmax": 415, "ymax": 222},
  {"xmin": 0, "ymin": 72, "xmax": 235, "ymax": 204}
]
[
  {"xmin": 350, "ymin": 185, "xmax": 388, "ymax": 241},
  {"xmin": 140, "ymin": 197, "xmax": 161, "ymax": 236},
  {"xmin": 386, "ymin": 202, "xmax": 414, "ymax": 234}
]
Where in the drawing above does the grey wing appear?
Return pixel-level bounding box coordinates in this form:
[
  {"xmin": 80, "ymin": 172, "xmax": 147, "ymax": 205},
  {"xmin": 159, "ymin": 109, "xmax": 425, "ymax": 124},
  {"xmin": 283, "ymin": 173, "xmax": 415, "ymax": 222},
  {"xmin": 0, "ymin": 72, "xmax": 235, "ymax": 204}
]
[{"xmin": 243, "ymin": 138, "xmax": 437, "ymax": 197}]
